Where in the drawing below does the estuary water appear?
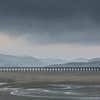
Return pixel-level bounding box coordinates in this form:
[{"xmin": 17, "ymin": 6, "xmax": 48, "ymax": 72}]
[{"xmin": 0, "ymin": 84, "xmax": 100, "ymax": 100}]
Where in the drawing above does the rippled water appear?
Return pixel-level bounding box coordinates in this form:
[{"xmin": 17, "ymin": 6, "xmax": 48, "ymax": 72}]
[{"xmin": 0, "ymin": 84, "xmax": 100, "ymax": 100}]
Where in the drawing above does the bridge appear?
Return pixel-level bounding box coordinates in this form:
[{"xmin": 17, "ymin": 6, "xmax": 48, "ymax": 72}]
[
  {"xmin": 0, "ymin": 67, "xmax": 99, "ymax": 84},
  {"xmin": 0, "ymin": 67, "xmax": 99, "ymax": 72}
]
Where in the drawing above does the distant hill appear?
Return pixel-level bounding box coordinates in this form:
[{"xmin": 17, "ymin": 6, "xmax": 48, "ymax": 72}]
[
  {"xmin": 0, "ymin": 54, "xmax": 43, "ymax": 67},
  {"xmin": 0, "ymin": 54, "xmax": 100, "ymax": 67},
  {"xmin": 88, "ymin": 58, "xmax": 100, "ymax": 62},
  {"xmin": 47, "ymin": 58, "xmax": 100, "ymax": 67},
  {"xmin": 70, "ymin": 58, "xmax": 89, "ymax": 62},
  {"xmin": 0, "ymin": 54, "xmax": 66, "ymax": 67},
  {"xmin": 41, "ymin": 58, "xmax": 67, "ymax": 65}
]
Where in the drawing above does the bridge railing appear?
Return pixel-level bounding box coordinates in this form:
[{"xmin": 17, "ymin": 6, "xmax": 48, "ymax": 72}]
[{"xmin": 0, "ymin": 67, "xmax": 99, "ymax": 72}]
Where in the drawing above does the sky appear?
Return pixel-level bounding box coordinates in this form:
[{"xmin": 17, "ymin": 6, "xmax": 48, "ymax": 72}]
[{"xmin": 0, "ymin": 0, "xmax": 100, "ymax": 59}]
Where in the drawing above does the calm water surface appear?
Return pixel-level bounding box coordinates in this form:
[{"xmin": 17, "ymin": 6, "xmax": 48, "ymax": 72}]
[{"xmin": 0, "ymin": 83, "xmax": 100, "ymax": 100}]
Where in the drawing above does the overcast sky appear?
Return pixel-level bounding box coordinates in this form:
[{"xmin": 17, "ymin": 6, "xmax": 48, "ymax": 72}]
[{"xmin": 0, "ymin": 0, "xmax": 100, "ymax": 59}]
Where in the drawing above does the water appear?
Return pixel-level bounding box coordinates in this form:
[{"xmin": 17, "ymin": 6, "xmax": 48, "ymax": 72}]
[{"xmin": 0, "ymin": 83, "xmax": 100, "ymax": 100}]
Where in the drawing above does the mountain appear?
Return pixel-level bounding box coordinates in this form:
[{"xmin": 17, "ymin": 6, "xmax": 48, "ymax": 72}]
[
  {"xmin": 47, "ymin": 58, "xmax": 100, "ymax": 67},
  {"xmin": 0, "ymin": 54, "xmax": 100, "ymax": 67},
  {"xmin": 0, "ymin": 54, "xmax": 43, "ymax": 67},
  {"xmin": 41, "ymin": 58, "xmax": 67, "ymax": 65},
  {"xmin": 69, "ymin": 58, "xmax": 89, "ymax": 62},
  {"xmin": 88, "ymin": 58, "xmax": 100, "ymax": 62},
  {"xmin": 0, "ymin": 54, "xmax": 67, "ymax": 67}
]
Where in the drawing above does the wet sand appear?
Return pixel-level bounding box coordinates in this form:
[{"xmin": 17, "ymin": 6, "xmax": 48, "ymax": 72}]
[
  {"xmin": 0, "ymin": 92, "xmax": 33, "ymax": 100},
  {"xmin": 0, "ymin": 71, "xmax": 100, "ymax": 89},
  {"xmin": 0, "ymin": 92, "xmax": 64, "ymax": 100},
  {"xmin": 0, "ymin": 72, "xmax": 100, "ymax": 84}
]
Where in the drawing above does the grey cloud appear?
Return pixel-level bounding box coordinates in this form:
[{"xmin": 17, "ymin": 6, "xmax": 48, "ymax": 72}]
[
  {"xmin": 0, "ymin": 0, "xmax": 99, "ymax": 19},
  {"xmin": 0, "ymin": 0, "xmax": 100, "ymax": 45}
]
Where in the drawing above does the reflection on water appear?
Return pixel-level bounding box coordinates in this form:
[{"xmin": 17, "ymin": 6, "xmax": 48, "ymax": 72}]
[{"xmin": 0, "ymin": 84, "xmax": 100, "ymax": 100}]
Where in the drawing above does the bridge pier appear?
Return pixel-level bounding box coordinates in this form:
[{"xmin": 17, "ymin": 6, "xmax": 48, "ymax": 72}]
[{"xmin": 0, "ymin": 67, "xmax": 99, "ymax": 72}]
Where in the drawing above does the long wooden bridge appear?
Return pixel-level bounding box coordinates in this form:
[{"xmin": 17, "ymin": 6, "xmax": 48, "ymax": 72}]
[{"xmin": 0, "ymin": 67, "xmax": 100, "ymax": 72}]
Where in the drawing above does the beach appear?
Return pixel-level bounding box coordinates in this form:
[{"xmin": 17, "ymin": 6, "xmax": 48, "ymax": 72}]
[
  {"xmin": 0, "ymin": 92, "xmax": 33, "ymax": 100},
  {"xmin": 0, "ymin": 83, "xmax": 100, "ymax": 100},
  {"xmin": 0, "ymin": 72, "xmax": 100, "ymax": 84},
  {"xmin": 0, "ymin": 71, "xmax": 99, "ymax": 100}
]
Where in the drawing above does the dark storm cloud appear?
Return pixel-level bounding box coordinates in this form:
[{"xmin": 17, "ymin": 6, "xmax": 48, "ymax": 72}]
[{"xmin": 0, "ymin": 0, "xmax": 100, "ymax": 44}]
